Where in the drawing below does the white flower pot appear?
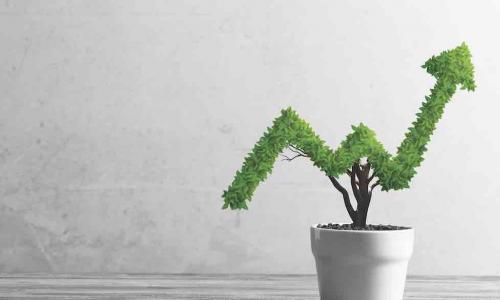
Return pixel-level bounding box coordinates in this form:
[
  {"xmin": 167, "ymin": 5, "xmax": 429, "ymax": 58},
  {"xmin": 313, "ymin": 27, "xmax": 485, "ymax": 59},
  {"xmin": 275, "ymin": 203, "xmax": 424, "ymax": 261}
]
[{"xmin": 310, "ymin": 225, "xmax": 414, "ymax": 300}]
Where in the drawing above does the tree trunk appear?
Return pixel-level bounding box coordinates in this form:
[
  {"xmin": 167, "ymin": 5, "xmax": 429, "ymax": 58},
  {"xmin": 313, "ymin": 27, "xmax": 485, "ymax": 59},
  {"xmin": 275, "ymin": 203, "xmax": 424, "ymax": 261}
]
[
  {"xmin": 354, "ymin": 201, "xmax": 369, "ymax": 227},
  {"xmin": 350, "ymin": 162, "xmax": 378, "ymax": 227},
  {"xmin": 329, "ymin": 161, "xmax": 379, "ymax": 228}
]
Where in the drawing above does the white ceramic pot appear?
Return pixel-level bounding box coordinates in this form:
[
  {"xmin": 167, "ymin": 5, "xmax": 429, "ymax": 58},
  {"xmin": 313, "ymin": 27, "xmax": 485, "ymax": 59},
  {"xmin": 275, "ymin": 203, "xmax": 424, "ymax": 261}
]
[{"xmin": 311, "ymin": 225, "xmax": 414, "ymax": 300}]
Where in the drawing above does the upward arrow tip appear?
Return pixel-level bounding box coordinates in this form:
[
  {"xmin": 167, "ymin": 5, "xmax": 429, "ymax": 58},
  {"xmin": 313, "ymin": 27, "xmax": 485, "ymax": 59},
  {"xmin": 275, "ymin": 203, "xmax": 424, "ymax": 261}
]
[{"xmin": 422, "ymin": 42, "xmax": 476, "ymax": 91}]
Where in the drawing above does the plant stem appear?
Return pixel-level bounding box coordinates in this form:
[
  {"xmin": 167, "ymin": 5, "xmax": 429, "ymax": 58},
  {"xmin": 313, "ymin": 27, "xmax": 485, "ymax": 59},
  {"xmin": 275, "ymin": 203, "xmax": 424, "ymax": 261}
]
[
  {"xmin": 328, "ymin": 176, "xmax": 356, "ymax": 222},
  {"xmin": 350, "ymin": 162, "xmax": 374, "ymax": 227}
]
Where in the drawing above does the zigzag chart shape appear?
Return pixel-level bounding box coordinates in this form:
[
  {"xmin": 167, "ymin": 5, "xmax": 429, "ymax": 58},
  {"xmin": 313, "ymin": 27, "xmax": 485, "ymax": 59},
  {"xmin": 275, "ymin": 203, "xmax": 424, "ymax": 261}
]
[{"xmin": 223, "ymin": 43, "xmax": 476, "ymax": 210}]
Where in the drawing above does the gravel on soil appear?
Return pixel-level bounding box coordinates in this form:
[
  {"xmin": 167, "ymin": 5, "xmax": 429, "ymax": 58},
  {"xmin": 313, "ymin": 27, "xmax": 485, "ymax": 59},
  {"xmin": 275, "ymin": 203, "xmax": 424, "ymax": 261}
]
[{"xmin": 316, "ymin": 223, "xmax": 411, "ymax": 231}]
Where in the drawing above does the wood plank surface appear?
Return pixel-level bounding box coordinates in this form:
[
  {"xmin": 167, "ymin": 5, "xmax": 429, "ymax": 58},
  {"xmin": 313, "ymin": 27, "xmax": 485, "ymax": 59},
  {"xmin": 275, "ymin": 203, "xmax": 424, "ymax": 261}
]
[{"xmin": 0, "ymin": 274, "xmax": 498, "ymax": 299}]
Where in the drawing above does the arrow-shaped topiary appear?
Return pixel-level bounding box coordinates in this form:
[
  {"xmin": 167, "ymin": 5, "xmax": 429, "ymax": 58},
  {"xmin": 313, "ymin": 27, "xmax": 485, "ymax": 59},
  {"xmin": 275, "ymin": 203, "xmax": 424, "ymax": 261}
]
[{"xmin": 222, "ymin": 43, "xmax": 476, "ymax": 227}]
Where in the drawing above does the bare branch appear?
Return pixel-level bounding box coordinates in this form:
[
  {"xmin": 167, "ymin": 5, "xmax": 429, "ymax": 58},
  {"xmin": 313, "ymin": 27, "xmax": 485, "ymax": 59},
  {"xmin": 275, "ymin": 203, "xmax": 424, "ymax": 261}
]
[
  {"xmin": 368, "ymin": 180, "xmax": 380, "ymax": 198},
  {"xmin": 350, "ymin": 165, "xmax": 362, "ymax": 204},
  {"xmin": 289, "ymin": 145, "xmax": 307, "ymax": 155},
  {"xmin": 329, "ymin": 176, "xmax": 356, "ymax": 223},
  {"xmin": 280, "ymin": 145, "xmax": 309, "ymax": 162},
  {"xmin": 280, "ymin": 153, "xmax": 306, "ymax": 161},
  {"xmin": 368, "ymin": 170, "xmax": 376, "ymax": 183},
  {"xmin": 354, "ymin": 162, "xmax": 363, "ymax": 180}
]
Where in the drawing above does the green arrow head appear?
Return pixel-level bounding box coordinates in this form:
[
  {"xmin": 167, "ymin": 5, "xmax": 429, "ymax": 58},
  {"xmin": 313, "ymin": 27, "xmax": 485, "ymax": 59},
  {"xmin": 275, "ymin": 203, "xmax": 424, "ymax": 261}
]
[{"xmin": 422, "ymin": 42, "xmax": 476, "ymax": 91}]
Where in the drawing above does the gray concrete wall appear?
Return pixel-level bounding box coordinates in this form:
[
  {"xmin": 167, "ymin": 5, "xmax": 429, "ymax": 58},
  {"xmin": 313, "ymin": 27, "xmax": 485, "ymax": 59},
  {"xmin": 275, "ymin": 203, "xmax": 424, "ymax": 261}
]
[{"xmin": 1, "ymin": 0, "xmax": 499, "ymax": 275}]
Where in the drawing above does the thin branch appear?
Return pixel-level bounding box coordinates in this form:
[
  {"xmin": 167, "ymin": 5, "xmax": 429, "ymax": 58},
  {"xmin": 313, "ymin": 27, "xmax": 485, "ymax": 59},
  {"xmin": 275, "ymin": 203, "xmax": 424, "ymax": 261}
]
[
  {"xmin": 354, "ymin": 162, "xmax": 363, "ymax": 181},
  {"xmin": 368, "ymin": 172, "xmax": 375, "ymax": 182},
  {"xmin": 350, "ymin": 165, "xmax": 362, "ymax": 204},
  {"xmin": 368, "ymin": 180, "xmax": 380, "ymax": 198},
  {"xmin": 329, "ymin": 176, "xmax": 356, "ymax": 223},
  {"xmin": 368, "ymin": 170, "xmax": 376, "ymax": 183},
  {"xmin": 280, "ymin": 145, "xmax": 309, "ymax": 162},
  {"xmin": 288, "ymin": 145, "xmax": 307, "ymax": 157},
  {"xmin": 280, "ymin": 153, "xmax": 306, "ymax": 161}
]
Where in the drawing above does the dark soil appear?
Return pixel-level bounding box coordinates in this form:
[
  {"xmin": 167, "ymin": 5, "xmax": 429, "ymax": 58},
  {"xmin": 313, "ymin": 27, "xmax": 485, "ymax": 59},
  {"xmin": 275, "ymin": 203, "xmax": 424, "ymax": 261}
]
[{"xmin": 317, "ymin": 223, "xmax": 411, "ymax": 231}]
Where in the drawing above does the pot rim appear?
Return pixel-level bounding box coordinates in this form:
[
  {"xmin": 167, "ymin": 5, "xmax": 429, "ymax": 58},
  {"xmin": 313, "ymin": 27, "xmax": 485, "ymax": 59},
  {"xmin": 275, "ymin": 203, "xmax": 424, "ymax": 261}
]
[{"xmin": 312, "ymin": 223, "xmax": 414, "ymax": 233}]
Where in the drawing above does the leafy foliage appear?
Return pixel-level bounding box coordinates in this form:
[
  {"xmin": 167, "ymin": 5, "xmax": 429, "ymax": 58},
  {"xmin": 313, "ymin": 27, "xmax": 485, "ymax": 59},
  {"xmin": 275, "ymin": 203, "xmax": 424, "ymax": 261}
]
[{"xmin": 222, "ymin": 43, "xmax": 476, "ymax": 210}]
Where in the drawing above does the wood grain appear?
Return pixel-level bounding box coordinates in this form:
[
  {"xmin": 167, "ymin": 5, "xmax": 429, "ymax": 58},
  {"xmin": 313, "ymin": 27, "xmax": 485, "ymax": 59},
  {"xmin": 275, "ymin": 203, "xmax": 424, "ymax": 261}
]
[{"xmin": 0, "ymin": 274, "xmax": 498, "ymax": 299}]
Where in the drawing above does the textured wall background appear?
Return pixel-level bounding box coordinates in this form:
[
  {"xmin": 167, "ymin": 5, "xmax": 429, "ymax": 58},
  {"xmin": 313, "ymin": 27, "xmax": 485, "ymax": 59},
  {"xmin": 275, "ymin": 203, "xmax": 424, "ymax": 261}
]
[{"xmin": 1, "ymin": 0, "xmax": 499, "ymax": 275}]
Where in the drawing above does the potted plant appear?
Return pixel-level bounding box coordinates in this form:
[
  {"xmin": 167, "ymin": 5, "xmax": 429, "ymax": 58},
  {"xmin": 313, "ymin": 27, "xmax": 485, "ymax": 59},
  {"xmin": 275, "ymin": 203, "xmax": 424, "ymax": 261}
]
[{"xmin": 222, "ymin": 43, "xmax": 476, "ymax": 300}]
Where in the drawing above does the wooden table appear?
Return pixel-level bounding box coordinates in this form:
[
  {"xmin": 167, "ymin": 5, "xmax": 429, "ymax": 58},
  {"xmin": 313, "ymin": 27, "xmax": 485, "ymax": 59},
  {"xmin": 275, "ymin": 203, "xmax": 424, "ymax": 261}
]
[{"xmin": 0, "ymin": 274, "xmax": 498, "ymax": 299}]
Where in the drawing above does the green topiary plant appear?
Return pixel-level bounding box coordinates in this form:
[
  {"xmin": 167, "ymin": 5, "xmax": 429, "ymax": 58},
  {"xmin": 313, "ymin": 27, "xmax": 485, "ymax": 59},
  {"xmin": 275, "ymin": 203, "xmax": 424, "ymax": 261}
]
[{"xmin": 222, "ymin": 43, "xmax": 476, "ymax": 227}]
